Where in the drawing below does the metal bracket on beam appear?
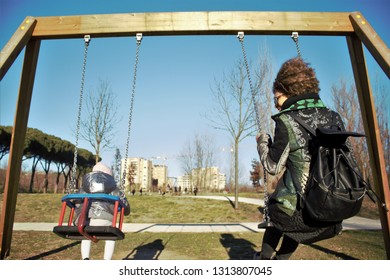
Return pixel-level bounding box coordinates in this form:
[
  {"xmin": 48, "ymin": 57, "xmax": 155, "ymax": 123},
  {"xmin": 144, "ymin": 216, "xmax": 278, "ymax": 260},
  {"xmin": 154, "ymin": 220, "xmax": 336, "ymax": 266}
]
[
  {"xmin": 237, "ymin": 31, "xmax": 244, "ymax": 41},
  {"xmin": 136, "ymin": 33, "xmax": 143, "ymax": 43}
]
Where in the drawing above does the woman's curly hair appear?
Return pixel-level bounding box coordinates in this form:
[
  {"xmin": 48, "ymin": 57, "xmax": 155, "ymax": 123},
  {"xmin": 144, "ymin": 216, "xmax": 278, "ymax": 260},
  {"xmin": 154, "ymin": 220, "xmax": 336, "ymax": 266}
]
[{"xmin": 273, "ymin": 58, "xmax": 320, "ymax": 97}]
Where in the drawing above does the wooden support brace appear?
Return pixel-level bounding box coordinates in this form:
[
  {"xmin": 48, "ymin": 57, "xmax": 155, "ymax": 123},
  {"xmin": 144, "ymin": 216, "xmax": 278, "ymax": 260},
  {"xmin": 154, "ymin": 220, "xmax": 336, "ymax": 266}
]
[
  {"xmin": 347, "ymin": 34, "xmax": 390, "ymax": 259},
  {"xmin": 349, "ymin": 12, "xmax": 390, "ymax": 78},
  {"xmin": 0, "ymin": 16, "xmax": 37, "ymax": 80}
]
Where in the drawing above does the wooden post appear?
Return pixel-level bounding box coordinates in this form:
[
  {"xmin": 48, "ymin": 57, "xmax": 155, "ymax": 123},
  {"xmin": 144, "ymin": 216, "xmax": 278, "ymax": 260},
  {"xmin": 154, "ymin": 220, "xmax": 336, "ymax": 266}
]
[
  {"xmin": 347, "ymin": 34, "xmax": 390, "ymax": 259},
  {"xmin": 0, "ymin": 39, "xmax": 41, "ymax": 259}
]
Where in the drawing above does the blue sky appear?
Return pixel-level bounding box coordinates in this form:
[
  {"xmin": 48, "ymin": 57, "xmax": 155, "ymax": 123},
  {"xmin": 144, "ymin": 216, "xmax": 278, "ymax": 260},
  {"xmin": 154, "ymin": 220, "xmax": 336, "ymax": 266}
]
[{"xmin": 0, "ymin": 0, "xmax": 389, "ymax": 181}]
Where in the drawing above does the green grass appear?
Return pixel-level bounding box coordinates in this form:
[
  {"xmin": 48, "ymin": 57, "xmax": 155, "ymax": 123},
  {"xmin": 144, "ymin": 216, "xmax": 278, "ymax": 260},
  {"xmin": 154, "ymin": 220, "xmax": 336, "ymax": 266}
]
[
  {"xmin": 0, "ymin": 193, "xmax": 386, "ymax": 260},
  {"xmin": 5, "ymin": 193, "xmax": 262, "ymax": 223},
  {"xmin": 7, "ymin": 230, "xmax": 386, "ymax": 260}
]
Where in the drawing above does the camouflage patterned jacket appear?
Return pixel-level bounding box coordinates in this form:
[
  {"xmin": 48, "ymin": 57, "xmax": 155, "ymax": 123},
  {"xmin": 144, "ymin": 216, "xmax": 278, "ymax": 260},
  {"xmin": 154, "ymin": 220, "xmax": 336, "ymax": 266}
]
[{"xmin": 257, "ymin": 93, "xmax": 345, "ymax": 216}]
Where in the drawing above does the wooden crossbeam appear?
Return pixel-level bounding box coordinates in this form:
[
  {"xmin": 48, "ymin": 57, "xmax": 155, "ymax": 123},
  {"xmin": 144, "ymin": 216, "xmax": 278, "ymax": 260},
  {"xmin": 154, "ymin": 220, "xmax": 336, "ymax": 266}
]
[{"xmin": 31, "ymin": 11, "xmax": 355, "ymax": 39}]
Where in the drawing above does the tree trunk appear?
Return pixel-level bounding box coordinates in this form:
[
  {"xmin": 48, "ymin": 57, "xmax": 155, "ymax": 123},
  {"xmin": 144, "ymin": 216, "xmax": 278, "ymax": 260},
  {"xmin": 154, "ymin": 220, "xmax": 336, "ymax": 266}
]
[
  {"xmin": 29, "ymin": 157, "xmax": 39, "ymax": 193},
  {"xmin": 234, "ymin": 139, "xmax": 239, "ymax": 210}
]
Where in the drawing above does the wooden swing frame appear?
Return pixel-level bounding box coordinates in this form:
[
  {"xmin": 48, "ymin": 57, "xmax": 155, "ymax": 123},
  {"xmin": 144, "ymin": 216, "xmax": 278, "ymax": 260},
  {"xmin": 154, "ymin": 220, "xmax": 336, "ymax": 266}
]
[{"xmin": 0, "ymin": 11, "xmax": 389, "ymax": 259}]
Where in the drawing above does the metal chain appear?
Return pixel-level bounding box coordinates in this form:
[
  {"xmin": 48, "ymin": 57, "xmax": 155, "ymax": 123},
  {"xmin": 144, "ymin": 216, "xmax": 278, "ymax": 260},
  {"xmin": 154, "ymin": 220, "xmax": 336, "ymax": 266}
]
[
  {"xmin": 237, "ymin": 32, "xmax": 261, "ymax": 131},
  {"xmin": 121, "ymin": 33, "xmax": 142, "ymax": 192},
  {"xmin": 68, "ymin": 35, "xmax": 91, "ymax": 194},
  {"xmin": 291, "ymin": 32, "xmax": 302, "ymax": 58},
  {"xmin": 237, "ymin": 32, "xmax": 270, "ymax": 224}
]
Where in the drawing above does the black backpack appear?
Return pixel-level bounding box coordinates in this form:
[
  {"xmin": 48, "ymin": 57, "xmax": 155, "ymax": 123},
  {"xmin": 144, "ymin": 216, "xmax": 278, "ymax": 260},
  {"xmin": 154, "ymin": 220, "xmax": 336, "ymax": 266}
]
[{"xmin": 291, "ymin": 112, "xmax": 377, "ymax": 222}]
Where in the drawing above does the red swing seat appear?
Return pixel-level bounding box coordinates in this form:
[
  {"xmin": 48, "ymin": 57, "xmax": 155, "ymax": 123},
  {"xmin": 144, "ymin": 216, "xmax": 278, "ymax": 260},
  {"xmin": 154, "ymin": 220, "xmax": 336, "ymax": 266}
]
[{"xmin": 53, "ymin": 193, "xmax": 125, "ymax": 242}]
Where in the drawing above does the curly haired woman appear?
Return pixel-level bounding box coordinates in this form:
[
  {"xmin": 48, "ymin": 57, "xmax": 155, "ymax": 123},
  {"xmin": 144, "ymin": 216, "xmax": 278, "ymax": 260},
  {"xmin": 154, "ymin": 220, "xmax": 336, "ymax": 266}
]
[{"xmin": 255, "ymin": 58, "xmax": 343, "ymax": 260}]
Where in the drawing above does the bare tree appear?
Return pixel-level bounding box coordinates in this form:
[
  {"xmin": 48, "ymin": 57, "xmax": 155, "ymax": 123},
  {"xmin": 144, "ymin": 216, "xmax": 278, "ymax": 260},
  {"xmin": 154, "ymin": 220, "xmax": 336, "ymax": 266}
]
[
  {"xmin": 178, "ymin": 138, "xmax": 195, "ymax": 176},
  {"xmin": 372, "ymin": 75, "xmax": 390, "ymax": 179},
  {"xmin": 253, "ymin": 44, "xmax": 277, "ymax": 192},
  {"xmin": 207, "ymin": 43, "xmax": 274, "ymax": 208},
  {"xmin": 112, "ymin": 148, "xmax": 122, "ymax": 185},
  {"xmin": 332, "ymin": 76, "xmax": 390, "ymax": 187},
  {"xmin": 254, "ymin": 43, "xmax": 275, "ymax": 135},
  {"xmin": 196, "ymin": 134, "xmax": 216, "ymax": 191},
  {"xmin": 207, "ymin": 60, "xmax": 257, "ymax": 209},
  {"xmin": 178, "ymin": 133, "xmax": 217, "ymax": 191},
  {"xmin": 127, "ymin": 162, "xmax": 137, "ymax": 193},
  {"xmin": 81, "ymin": 79, "xmax": 118, "ymax": 163},
  {"xmin": 331, "ymin": 79, "xmax": 368, "ymax": 180}
]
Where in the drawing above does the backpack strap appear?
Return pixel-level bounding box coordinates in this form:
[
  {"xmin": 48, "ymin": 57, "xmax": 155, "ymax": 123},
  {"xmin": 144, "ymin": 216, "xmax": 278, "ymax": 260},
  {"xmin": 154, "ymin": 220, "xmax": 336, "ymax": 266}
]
[
  {"xmin": 292, "ymin": 111, "xmax": 364, "ymax": 147},
  {"xmin": 290, "ymin": 112, "xmax": 316, "ymax": 136}
]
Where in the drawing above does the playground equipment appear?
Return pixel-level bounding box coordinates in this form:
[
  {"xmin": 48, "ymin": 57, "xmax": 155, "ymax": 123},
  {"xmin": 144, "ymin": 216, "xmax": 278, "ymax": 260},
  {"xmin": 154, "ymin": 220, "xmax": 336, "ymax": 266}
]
[
  {"xmin": 0, "ymin": 11, "xmax": 389, "ymax": 259},
  {"xmin": 52, "ymin": 33, "xmax": 142, "ymax": 243},
  {"xmin": 53, "ymin": 194, "xmax": 126, "ymax": 242}
]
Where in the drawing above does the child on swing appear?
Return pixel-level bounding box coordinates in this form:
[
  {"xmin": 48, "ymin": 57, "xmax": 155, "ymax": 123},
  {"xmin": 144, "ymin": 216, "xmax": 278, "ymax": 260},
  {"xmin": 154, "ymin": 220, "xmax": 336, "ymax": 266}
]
[{"xmin": 75, "ymin": 162, "xmax": 130, "ymax": 260}]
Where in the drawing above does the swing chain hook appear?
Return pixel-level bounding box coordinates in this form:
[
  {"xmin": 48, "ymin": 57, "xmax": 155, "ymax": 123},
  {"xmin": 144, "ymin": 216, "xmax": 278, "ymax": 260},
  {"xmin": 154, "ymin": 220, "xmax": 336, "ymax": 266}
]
[
  {"xmin": 68, "ymin": 35, "xmax": 91, "ymax": 194},
  {"xmin": 136, "ymin": 33, "xmax": 143, "ymax": 44},
  {"xmin": 237, "ymin": 31, "xmax": 245, "ymax": 42},
  {"xmin": 121, "ymin": 33, "xmax": 143, "ymax": 192},
  {"xmin": 84, "ymin": 35, "xmax": 91, "ymax": 46},
  {"xmin": 291, "ymin": 32, "xmax": 302, "ymax": 58}
]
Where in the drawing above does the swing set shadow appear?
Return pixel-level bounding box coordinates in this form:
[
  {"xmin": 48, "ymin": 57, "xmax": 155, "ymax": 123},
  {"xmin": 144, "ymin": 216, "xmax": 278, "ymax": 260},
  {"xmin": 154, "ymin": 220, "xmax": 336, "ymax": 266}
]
[
  {"xmin": 22, "ymin": 234, "xmax": 358, "ymax": 260},
  {"xmin": 0, "ymin": 11, "xmax": 389, "ymax": 260},
  {"xmin": 24, "ymin": 241, "xmax": 81, "ymax": 260},
  {"xmin": 123, "ymin": 236, "xmax": 167, "ymax": 260},
  {"xmin": 307, "ymin": 243, "xmax": 358, "ymax": 260}
]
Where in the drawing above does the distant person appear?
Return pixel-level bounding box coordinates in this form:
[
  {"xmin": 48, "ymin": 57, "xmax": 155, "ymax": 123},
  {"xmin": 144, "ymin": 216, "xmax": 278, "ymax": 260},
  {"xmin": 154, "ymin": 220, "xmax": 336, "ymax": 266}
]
[
  {"xmin": 193, "ymin": 187, "xmax": 198, "ymax": 196},
  {"xmin": 75, "ymin": 162, "xmax": 130, "ymax": 260},
  {"xmin": 131, "ymin": 188, "xmax": 136, "ymax": 196},
  {"xmin": 139, "ymin": 188, "xmax": 143, "ymax": 196}
]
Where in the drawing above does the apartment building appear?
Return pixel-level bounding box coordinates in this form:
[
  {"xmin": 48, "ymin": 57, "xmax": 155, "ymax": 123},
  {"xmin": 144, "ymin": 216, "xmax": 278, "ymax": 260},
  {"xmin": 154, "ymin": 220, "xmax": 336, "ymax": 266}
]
[
  {"xmin": 122, "ymin": 158, "xmax": 225, "ymax": 193},
  {"xmin": 177, "ymin": 167, "xmax": 226, "ymax": 192},
  {"xmin": 177, "ymin": 174, "xmax": 192, "ymax": 192},
  {"xmin": 121, "ymin": 157, "xmax": 152, "ymax": 192},
  {"xmin": 152, "ymin": 164, "xmax": 168, "ymax": 189}
]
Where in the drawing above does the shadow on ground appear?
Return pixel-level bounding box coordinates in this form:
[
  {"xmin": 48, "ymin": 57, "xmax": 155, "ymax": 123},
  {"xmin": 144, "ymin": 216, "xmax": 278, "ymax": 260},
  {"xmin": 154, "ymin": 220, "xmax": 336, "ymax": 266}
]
[
  {"xmin": 123, "ymin": 239, "xmax": 165, "ymax": 260},
  {"xmin": 220, "ymin": 233, "xmax": 257, "ymax": 260},
  {"xmin": 25, "ymin": 241, "xmax": 81, "ymax": 260},
  {"xmin": 307, "ymin": 243, "xmax": 358, "ymax": 260}
]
